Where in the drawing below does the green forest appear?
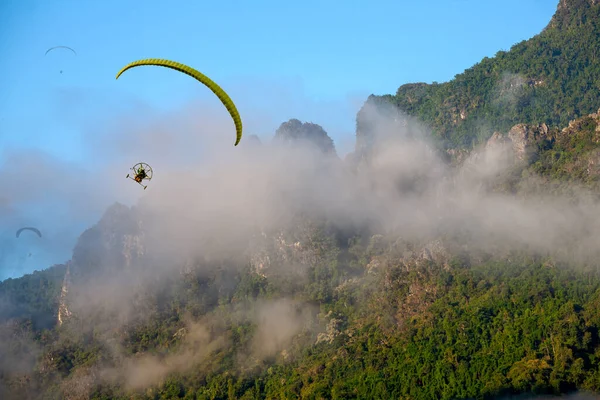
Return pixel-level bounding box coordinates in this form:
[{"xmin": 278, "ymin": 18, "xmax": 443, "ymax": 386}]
[
  {"xmin": 6, "ymin": 225, "xmax": 600, "ymax": 399},
  {"xmin": 359, "ymin": 0, "xmax": 600, "ymax": 149}
]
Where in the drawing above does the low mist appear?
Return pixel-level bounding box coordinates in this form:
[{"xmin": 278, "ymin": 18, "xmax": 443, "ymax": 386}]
[
  {"xmin": 3, "ymin": 74, "xmax": 600, "ymax": 396},
  {"xmin": 123, "ymin": 100, "xmax": 600, "ymax": 269}
]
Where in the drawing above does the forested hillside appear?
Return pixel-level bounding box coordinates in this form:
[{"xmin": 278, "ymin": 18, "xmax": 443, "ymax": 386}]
[
  {"xmin": 357, "ymin": 0, "xmax": 600, "ymax": 150},
  {"xmin": 7, "ymin": 234, "xmax": 600, "ymax": 400}
]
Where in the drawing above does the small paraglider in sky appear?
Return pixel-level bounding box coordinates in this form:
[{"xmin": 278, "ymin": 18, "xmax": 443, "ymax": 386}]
[
  {"xmin": 44, "ymin": 46, "xmax": 77, "ymax": 74},
  {"xmin": 45, "ymin": 46, "xmax": 77, "ymax": 56},
  {"xmin": 16, "ymin": 227, "xmax": 42, "ymax": 238}
]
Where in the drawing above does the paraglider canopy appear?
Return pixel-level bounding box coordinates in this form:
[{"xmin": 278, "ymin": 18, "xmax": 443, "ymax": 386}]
[
  {"xmin": 116, "ymin": 58, "xmax": 243, "ymax": 146},
  {"xmin": 16, "ymin": 227, "xmax": 42, "ymax": 238},
  {"xmin": 44, "ymin": 46, "xmax": 77, "ymax": 74},
  {"xmin": 44, "ymin": 46, "xmax": 77, "ymax": 56}
]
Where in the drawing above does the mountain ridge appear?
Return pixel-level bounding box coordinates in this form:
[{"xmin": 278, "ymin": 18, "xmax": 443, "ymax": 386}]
[{"xmin": 355, "ymin": 0, "xmax": 600, "ymax": 153}]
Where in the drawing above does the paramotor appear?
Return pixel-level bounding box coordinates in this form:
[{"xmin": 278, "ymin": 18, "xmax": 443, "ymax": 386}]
[{"xmin": 126, "ymin": 162, "xmax": 153, "ymax": 190}]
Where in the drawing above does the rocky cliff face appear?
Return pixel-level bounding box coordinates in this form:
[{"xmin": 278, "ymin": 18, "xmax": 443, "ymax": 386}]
[
  {"xmin": 465, "ymin": 122, "xmax": 552, "ymax": 167},
  {"xmin": 54, "ymin": 200, "xmax": 335, "ymax": 325},
  {"xmin": 70, "ymin": 203, "xmax": 145, "ymax": 278},
  {"xmin": 57, "ymin": 203, "xmax": 146, "ymax": 323},
  {"xmin": 248, "ymin": 219, "xmax": 330, "ymax": 278},
  {"xmin": 274, "ymin": 119, "xmax": 338, "ymax": 156},
  {"xmin": 474, "ymin": 108, "xmax": 600, "ymax": 169},
  {"xmin": 56, "ymin": 262, "xmax": 71, "ymax": 326}
]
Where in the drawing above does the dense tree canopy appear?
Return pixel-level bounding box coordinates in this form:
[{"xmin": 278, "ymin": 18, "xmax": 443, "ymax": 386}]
[{"xmin": 358, "ymin": 0, "xmax": 600, "ymax": 149}]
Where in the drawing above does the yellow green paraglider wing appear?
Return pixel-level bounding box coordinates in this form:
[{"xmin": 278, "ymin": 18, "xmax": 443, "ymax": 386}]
[{"xmin": 116, "ymin": 58, "xmax": 243, "ymax": 146}]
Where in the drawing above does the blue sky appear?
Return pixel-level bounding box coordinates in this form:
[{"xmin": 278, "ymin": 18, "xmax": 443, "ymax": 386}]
[{"xmin": 0, "ymin": 0, "xmax": 558, "ymax": 279}]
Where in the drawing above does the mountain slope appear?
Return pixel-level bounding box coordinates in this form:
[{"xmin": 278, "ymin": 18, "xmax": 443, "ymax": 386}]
[
  {"xmin": 357, "ymin": 0, "xmax": 600, "ymax": 150},
  {"xmin": 0, "ymin": 264, "xmax": 66, "ymax": 330},
  {"xmin": 5, "ymin": 208, "xmax": 600, "ymax": 399}
]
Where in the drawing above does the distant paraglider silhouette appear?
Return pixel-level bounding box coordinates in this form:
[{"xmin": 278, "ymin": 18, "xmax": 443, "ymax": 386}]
[
  {"xmin": 16, "ymin": 227, "xmax": 42, "ymax": 238},
  {"xmin": 45, "ymin": 46, "xmax": 77, "ymax": 74},
  {"xmin": 44, "ymin": 46, "xmax": 77, "ymax": 56}
]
